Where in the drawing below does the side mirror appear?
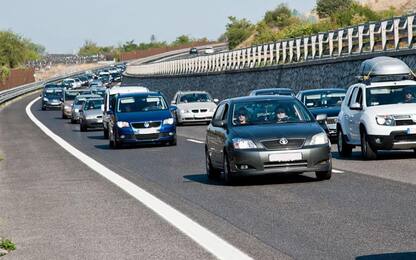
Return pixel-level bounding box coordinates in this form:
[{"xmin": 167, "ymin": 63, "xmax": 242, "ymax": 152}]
[
  {"xmin": 60, "ymin": 98, "xmax": 63, "ymax": 102},
  {"xmin": 171, "ymin": 100, "xmax": 176, "ymax": 105},
  {"xmin": 350, "ymin": 102, "xmax": 362, "ymax": 110},
  {"xmin": 170, "ymin": 105, "xmax": 177, "ymax": 112},
  {"xmin": 101, "ymin": 104, "xmax": 105, "ymax": 112},
  {"xmin": 213, "ymin": 98, "xmax": 219, "ymax": 103},
  {"xmin": 316, "ymin": 114, "xmax": 327, "ymax": 122}
]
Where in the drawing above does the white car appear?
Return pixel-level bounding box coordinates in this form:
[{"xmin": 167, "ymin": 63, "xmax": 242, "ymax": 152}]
[
  {"xmin": 102, "ymin": 85, "xmax": 149, "ymax": 138},
  {"xmin": 62, "ymin": 78, "xmax": 81, "ymax": 89},
  {"xmin": 172, "ymin": 91, "xmax": 218, "ymax": 125},
  {"xmin": 204, "ymin": 47, "xmax": 215, "ymax": 54},
  {"xmin": 337, "ymin": 57, "xmax": 416, "ymax": 160}
]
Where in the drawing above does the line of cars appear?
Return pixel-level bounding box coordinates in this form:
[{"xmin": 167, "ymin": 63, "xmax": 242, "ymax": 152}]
[{"xmin": 40, "ymin": 56, "xmax": 416, "ymax": 185}]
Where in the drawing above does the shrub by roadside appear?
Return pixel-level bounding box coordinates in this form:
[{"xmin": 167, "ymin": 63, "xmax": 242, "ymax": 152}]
[{"xmin": 0, "ymin": 238, "xmax": 16, "ymax": 257}]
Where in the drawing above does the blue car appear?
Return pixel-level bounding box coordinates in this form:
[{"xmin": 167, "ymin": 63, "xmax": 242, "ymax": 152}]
[{"xmin": 108, "ymin": 92, "xmax": 177, "ymax": 148}]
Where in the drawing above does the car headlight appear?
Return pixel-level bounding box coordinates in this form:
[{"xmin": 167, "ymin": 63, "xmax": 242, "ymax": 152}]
[
  {"xmin": 163, "ymin": 118, "xmax": 174, "ymax": 125},
  {"xmin": 232, "ymin": 138, "xmax": 257, "ymax": 149},
  {"xmin": 116, "ymin": 121, "xmax": 130, "ymax": 128},
  {"xmin": 376, "ymin": 115, "xmax": 395, "ymax": 126},
  {"xmin": 180, "ymin": 109, "xmax": 185, "ymax": 114},
  {"xmin": 43, "ymin": 97, "xmax": 49, "ymax": 102},
  {"xmin": 64, "ymin": 105, "xmax": 71, "ymax": 110},
  {"xmin": 309, "ymin": 133, "xmax": 329, "ymax": 145},
  {"xmin": 74, "ymin": 108, "xmax": 79, "ymax": 113}
]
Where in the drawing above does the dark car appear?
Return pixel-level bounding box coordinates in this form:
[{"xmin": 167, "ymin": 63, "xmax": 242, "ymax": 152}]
[
  {"xmin": 189, "ymin": 48, "xmax": 198, "ymax": 55},
  {"xmin": 108, "ymin": 92, "xmax": 177, "ymax": 148},
  {"xmin": 249, "ymin": 88, "xmax": 295, "ymax": 96},
  {"xmin": 41, "ymin": 87, "xmax": 63, "ymax": 110},
  {"xmin": 296, "ymin": 88, "xmax": 346, "ymax": 138},
  {"xmin": 205, "ymin": 96, "xmax": 332, "ymax": 184}
]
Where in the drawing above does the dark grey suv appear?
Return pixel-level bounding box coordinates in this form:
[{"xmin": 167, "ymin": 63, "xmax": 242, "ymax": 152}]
[{"xmin": 205, "ymin": 96, "xmax": 332, "ymax": 184}]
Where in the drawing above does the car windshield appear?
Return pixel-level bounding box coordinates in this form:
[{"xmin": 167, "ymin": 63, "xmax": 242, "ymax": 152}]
[
  {"xmin": 44, "ymin": 89, "xmax": 63, "ymax": 98},
  {"xmin": 84, "ymin": 99, "xmax": 103, "ymax": 110},
  {"xmin": 180, "ymin": 93, "xmax": 211, "ymax": 103},
  {"xmin": 255, "ymin": 90, "xmax": 292, "ymax": 96},
  {"xmin": 232, "ymin": 99, "xmax": 313, "ymax": 126},
  {"xmin": 303, "ymin": 91, "xmax": 345, "ymax": 108},
  {"xmin": 366, "ymin": 85, "xmax": 416, "ymax": 106},
  {"xmin": 93, "ymin": 90, "xmax": 106, "ymax": 97},
  {"xmin": 117, "ymin": 95, "xmax": 168, "ymax": 113},
  {"xmin": 74, "ymin": 98, "xmax": 87, "ymax": 106},
  {"xmin": 100, "ymin": 76, "xmax": 110, "ymax": 81}
]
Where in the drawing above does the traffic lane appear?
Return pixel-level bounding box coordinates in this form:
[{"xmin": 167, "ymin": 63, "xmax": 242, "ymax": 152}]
[
  {"xmin": 32, "ymin": 99, "xmax": 416, "ymax": 259},
  {"xmin": 0, "ymin": 96, "xmax": 214, "ymax": 260},
  {"xmin": 177, "ymin": 124, "xmax": 416, "ymax": 184}
]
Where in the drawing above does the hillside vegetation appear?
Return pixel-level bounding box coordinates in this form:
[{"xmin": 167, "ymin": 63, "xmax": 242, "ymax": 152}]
[{"xmin": 224, "ymin": 0, "xmax": 408, "ymax": 49}]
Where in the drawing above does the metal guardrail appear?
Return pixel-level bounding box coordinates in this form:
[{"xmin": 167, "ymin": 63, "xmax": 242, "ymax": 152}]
[{"xmin": 131, "ymin": 13, "xmax": 416, "ymax": 76}]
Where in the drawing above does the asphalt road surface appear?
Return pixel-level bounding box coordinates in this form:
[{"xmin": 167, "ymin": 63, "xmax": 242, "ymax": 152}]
[{"xmin": 1, "ymin": 93, "xmax": 416, "ymax": 259}]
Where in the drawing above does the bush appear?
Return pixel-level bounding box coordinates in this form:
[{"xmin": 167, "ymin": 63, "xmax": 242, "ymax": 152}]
[
  {"xmin": 316, "ymin": 0, "xmax": 353, "ymax": 18},
  {"xmin": 264, "ymin": 4, "xmax": 293, "ymax": 28},
  {"xmin": 0, "ymin": 239, "xmax": 16, "ymax": 251},
  {"xmin": 224, "ymin": 16, "xmax": 255, "ymax": 49},
  {"xmin": 332, "ymin": 2, "xmax": 380, "ymax": 27}
]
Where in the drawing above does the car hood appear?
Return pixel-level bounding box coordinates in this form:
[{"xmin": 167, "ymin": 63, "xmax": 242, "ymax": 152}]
[
  {"xmin": 84, "ymin": 109, "xmax": 102, "ymax": 117},
  {"xmin": 64, "ymin": 101, "xmax": 73, "ymax": 106},
  {"xmin": 309, "ymin": 106, "xmax": 341, "ymax": 117},
  {"xmin": 365, "ymin": 103, "xmax": 416, "ymax": 115},
  {"xmin": 177, "ymin": 102, "xmax": 217, "ymax": 111},
  {"xmin": 230, "ymin": 123, "xmax": 323, "ymax": 141},
  {"xmin": 116, "ymin": 110, "xmax": 172, "ymax": 122}
]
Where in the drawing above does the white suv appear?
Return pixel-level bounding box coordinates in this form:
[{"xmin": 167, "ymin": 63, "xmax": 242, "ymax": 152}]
[{"xmin": 337, "ymin": 57, "xmax": 416, "ymax": 160}]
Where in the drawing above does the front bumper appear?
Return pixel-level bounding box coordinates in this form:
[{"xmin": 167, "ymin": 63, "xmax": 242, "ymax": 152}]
[
  {"xmin": 368, "ymin": 131, "xmax": 416, "ymax": 150},
  {"xmin": 115, "ymin": 125, "xmax": 176, "ymax": 144},
  {"xmin": 178, "ymin": 112, "xmax": 214, "ymax": 123},
  {"xmin": 63, "ymin": 107, "xmax": 72, "ymax": 116},
  {"xmin": 43, "ymin": 102, "xmax": 62, "ymax": 109},
  {"xmin": 227, "ymin": 145, "xmax": 331, "ymax": 176},
  {"xmin": 71, "ymin": 111, "xmax": 81, "ymax": 120},
  {"xmin": 84, "ymin": 118, "xmax": 103, "ymax": 128}
]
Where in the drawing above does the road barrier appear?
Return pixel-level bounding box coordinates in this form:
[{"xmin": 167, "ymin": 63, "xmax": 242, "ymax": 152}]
[{"xmin": 130, "ymin": 13, "xmax": 416, "ymax": 76}]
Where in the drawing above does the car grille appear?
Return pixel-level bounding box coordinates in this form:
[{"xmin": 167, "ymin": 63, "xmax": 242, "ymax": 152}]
[
  {"xmin": 395, "ymin": 120, "xmax": 416, "ymax": 126},
  {"xmin": 96, "ymin": 115, "xmax": 102, "ymax": 119},
  {"xmin": 393, "ymin": 134, "xmax": 416, "ymax": 142},
  {"xmin": 190, "ymin": 109, "xmax": 209, "ymax": 113},
  {"xmin": 131, "ymin": 121, "xmax": 161, "ymax": 128},
  {"xmin": 135, "ymin": 134, "xmax": 160, "ymax": 140},
  {"xmin": 261, "ymin": 138, "xmax": 305, "ymax": 150},
  {"xmin": 264, "ymin": 160, "xmax": 308, "ymax": 168},
  {"xmin": 326, "ymin": 117, "xmax": 337, "ymax": 125}
]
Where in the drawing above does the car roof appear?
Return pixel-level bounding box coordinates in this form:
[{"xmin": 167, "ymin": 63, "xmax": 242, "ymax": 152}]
[
  {"xmin": 76, "ymin": 94, "xmax": 101, "ymax": 99},
  {"xmin": 252, "ymin": 88, "xmax": 292, "ymax": 92},
  {"xmin": 367, "ymin": 79, "xmax": 416, "ymax": 88},
  {"xmin": 298, "ymin": 88, "xmax": 346, "ymax": 94},
  {"xmin": 225, "ymin": 95, "xmax": 297, "ymax": 104},
  {"xmin": 108, "ymin": 86, "xmax": 149, "ymax": 95},
  {"xmin": 117, "ymin": 91, "xmax": 162, "ymax": 98},
  {"xmin": 177, "ymin": 91, "xmax": 209, "ymax": 95}
]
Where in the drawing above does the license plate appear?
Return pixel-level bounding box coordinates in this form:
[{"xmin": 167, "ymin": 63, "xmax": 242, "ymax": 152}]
[
  {"xmin": 137, "ymin": 128, "xmax": 159, "ymax": 134},
  {"xmin": 269, "ymin": 152, "xmax": 302, "ymax": 162},
  {"xmin": 97, "ymin": 119, "xmax": 103, "ymax": 123},
  {"xmin": 407, "ymin": 128, "xmax": 416, "ymax": 134}
]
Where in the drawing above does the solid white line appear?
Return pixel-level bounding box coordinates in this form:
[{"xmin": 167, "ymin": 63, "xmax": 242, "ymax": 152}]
[
  {"xmin": 26, "ymin": 97, "xmax": 252, "ymax": 260},
  {"xmin": 187, "ymin": 138, "xmax": 205, "ymax": 144},
  {"xmin": 333, "ymin": 169, "xmax": 344, "ymax": 174}
]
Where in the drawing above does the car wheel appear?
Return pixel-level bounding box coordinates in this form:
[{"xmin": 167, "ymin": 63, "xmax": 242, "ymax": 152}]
[
  {"xmin": 41, "ymin": 106, "xmax": 46, "ymax": 111},
  {"xmin": 222, "ymin": 153, "xmax": 234, "ymax": 185},
  {"xmin": 103, "ymin": 127, "xmax": 109, "ymax": 139},
  {"xmin": 62, "ymin": 112, "xmax": 67, "ymax": 119},
  {"xmin": 316, "ymin": 163, "xmax": 332, "ymax": 180},
  {"xmin": 205, "ymin": 148, "xmax": 219, "ymax": 179},
  {"xmin": 337, "ymin": 128, "xmax": 352, "ymax": 157},
  {"xmin": 80, "ymin": 121, "xmax": 87, "ymax": 132},
  {"xmin": 361, "ymin": 129, "xmax": 377, "ymax": 160},
  {"xmin": 170, "ymin": 137, "xmax": 177, "ymax": 146},
  {"xmin": 176, "ymin": 115, "xmax": 182, "ymax": 126},
  {"xmin": 70, "ymin": 118, "xmax": 76, "ymax": 124}
]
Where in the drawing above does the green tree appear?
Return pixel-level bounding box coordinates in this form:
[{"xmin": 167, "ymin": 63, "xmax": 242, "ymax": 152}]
[
  {"xmin": 264, "ymin": 4, "xmax": 294, "ymax": 28},
  {"xmin": 224, "ymin": 16, "xmax": 255, "ymax": 49},
  {"xmin": 78, "ymin": 40, "xmax": 102, "ymax": 56},
  {"xmin": 332, "ymin": 2, "xmax": 379, "ymax": 27},
  {"xmin": 316, "ymin": 0, "xmax": 353, "ymax": 18},
  {"xmin": 172, "ymin": 35, "xmax": 191, "ymax": 46}
]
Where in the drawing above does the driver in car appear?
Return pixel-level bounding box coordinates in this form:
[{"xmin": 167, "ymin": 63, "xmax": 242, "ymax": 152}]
[
  {"xmin": 236, "ymin": 108, "xmax": 249, "ymax": 125},
  {"xmin": 404, "ymin": 92, "xmax": 414, "ymax": 103},
  {"xmin": 276, "ymin": 107, "xmax": 289, "ymax": 122}
]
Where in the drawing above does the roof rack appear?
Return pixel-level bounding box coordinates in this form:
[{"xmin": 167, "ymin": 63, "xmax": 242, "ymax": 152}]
[{"xmin": 358, "ymin": 57, "xmax": 414, "ymax": 83}]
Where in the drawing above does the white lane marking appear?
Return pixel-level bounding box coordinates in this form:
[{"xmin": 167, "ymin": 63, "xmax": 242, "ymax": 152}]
[
  {"xmin": 26, "ymin": 97, "xmax": 252, "ymax": 260},
  {"xmin": 187, "ymin": 138, "xmax": 205, "ymax": 144},
  {"xmin": 333, "ymin": 169, "xmax": 344, "ymax": 174}
]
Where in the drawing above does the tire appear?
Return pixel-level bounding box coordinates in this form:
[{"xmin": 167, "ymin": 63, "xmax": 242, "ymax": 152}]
[
  {"xmin": 62, "ymin": 112, "xmax": 67, "ymax": 119},
  {"xmin": 41, "ymin": 106, "xmax": 46, "ymax": 111},
  {"xmin": 170, "ymin": 137, "xmax": 177, "ymax": 146},
  {"xmin": 176, "ymin": 115, "xmax": 182, "ymax": 126},
  {"xmin": 80, "ymin": 121, "xmax": 87, "ymax": 132},
  {"xmin": 205, "ymin": 148, "xmax": 219, "ymax": 179},
  {"xmin": 103, "ymin": 127, "xmax": 109, "ymax": 139},
  {"xmin": 316, "ymin": 163, "xmax": 332, "ymax": 180},
  {"xmin": 337, "ymin": 127, "xmax": 352, "ymax": 157},
  {"xmin": 361, "ymin": 129, "xmax": 377, "ymax": 160},
  {"xmin": 70, "ymin": 118, "xmax": 76, "ymax": 124},
  {"xmin": 222, "ymin": 153, "xmax": 234, "ymax": 185}
]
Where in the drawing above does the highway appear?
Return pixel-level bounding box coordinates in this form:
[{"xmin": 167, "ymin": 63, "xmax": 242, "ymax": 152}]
[{"xmin": 3, "ymin": 93, "xmax": 414, "ymax": 259}]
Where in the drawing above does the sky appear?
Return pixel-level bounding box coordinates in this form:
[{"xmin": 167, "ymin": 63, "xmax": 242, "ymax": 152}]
[{"xmin": 0, "ymin": 0, "xmax": 316, "ymax": 54}]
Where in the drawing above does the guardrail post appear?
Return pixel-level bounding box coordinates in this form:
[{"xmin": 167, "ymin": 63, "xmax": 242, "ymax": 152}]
[
  {"xmin": 347, "ymin": 27, "xmax": 354, "ymax": 54},
  {"xmin": 393, "ymin": 18, "xmax": 400, "ymax": 49},
  {"xmin": 381, "ymin": 20, "xmax": 388, "ymax": 51},
  {"xmin": 303, "ymin": 37, "xmax": 309, "ymax": 60},
  {"xmin": 311, "ymin": 35, "xmax": 317, "ymax": 59},
  {"xmin": 337, "ymin": 30, "xmax": 344, "ymax": 56},
  {"xmin": 328, "ymin": 32, "xmax": 334, "ymax": 57},
  {"xmin": 268, "ymin": 43, "xmax": 274, "ymax": 65},
  {"xmin": 408, "ymin": 15, "xmax": 414, "ymax": 47},
  {"xmin": 275, "ymin": 42, "xmax": 281, "ymax": 64},
  {"xmin": 318, "ymin": 33, "xmax": 324, "ymax": 58},
  {"xmin": 295, "ymin": 38, "xmax": 301, "ymax": 61},
  {"xmin": 358, "ymin": 25, "xmax": 364, "ymax": 53},
  {"xmin": 288, "ymin": 40, "xmax": 294, "ymax": 62},
  {"xmin": 282, "ymin": 41, "xmax": 287, "ymax": 63},
  {"xmin": 369, "ymin": 23, "xmax": 375, "ymax": 52}
]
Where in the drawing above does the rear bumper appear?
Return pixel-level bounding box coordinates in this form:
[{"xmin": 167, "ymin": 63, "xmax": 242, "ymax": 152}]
[{"xmin": 227, "ymin": 145, "xmax": 331, "ymax": 176}]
